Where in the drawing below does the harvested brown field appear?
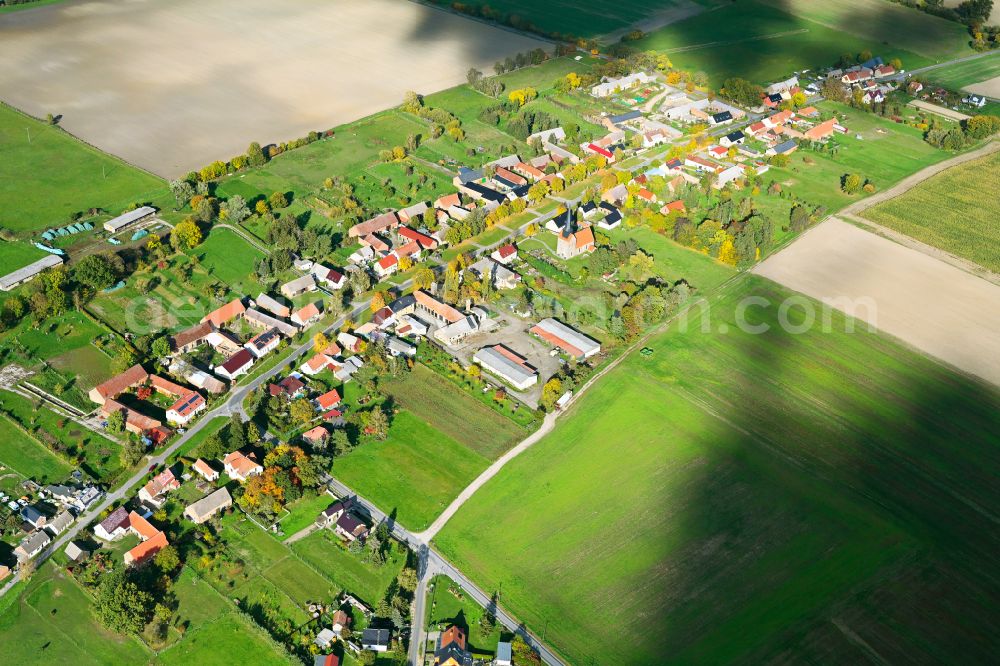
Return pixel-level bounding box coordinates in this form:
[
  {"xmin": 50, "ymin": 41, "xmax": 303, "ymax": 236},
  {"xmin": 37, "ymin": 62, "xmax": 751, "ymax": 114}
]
[
  {"xmin": 964, "ymin": 75, "xmax": 1000, "ymax": 98},
  {"xmin": 0, "ymin": 0, "xmax": 547, "ymax": 177},
  {"xmin": 753, "ymin": 218, "xmax": 1000, "ymax": 387}
]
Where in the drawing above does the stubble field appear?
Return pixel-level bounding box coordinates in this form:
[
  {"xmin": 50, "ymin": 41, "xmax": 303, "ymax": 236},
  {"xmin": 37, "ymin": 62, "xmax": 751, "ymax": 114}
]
[
  {"xmin": 0, "ymin": 0, "xmax": 547, "ymax": 177},
  {"xmin": 753, "ymin": 218, "xmax": 1000, "ymax": 385},
  {"xmin": 435, "ymin": 275, "xmax": 1000, "ymax": 665}
]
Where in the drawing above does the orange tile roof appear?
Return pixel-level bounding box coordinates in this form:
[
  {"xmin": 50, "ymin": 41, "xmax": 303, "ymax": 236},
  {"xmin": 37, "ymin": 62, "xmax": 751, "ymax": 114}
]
[
  {"xmin": 201, "ymin": 298, "xmax": 246, "ymax": 327},
  {"xmin": 316, "ymin": 389, "xmax": 342, "ymax": 410},
  {"xmin": 92, "ymin": 364, "xmax": 149, "ymax": 401},
  {"xmin": 514, "ymin": 162, "xmax": 544, "ymax": 179},
  {"xmin": 804, "ymin": 118, "xmax": 837, "ymax": 141},
  {"xmin": 304, "ymin": 354, "xmax": 333, "ymax": 373},
  {"xmin": 292, "ymin": 302, "xmax": 321, "ymax": 322},
  {"xmin": 102, "ymin": 398, "xmax": 162, "ymax": 432},
  {"xmin": 574, "ymin": 226, "xmax": 595, "ymax": 250},
  {"xmin": 128, "ymin": 511, "xmax": 160, "ymax": 540},
  {"xmin": 125, "ymin": 530, "xmax": 167, "ymax": 565},
  {"xmin": 193, "ymin": 459, "xmax": 217, "ymax": 478},
  {"xmin": 413, "ymin": 290, "xmax": 463, "ymax": 323},
  {"xmin": 150, "ymin": 374, "xmax": 188, "ymax": 397},
  {"xmin": 224, "ymin": 451, "xmax": 262, "ymax": 478},
  {"xmin": 435, "ymin": 193, "xmax": 461, "ymax": 209}
]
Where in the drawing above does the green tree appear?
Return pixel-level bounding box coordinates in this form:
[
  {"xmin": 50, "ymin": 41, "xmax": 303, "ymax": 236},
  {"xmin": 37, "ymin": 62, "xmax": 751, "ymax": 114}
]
[
  {"xmin": 722, "ymin": 77, "xmax": 764, "ymax": 108},
  {"xmin": 151, "ymin": 336, "xmax": 172, "ymax": 359},
  {"xmin": 154, "ymin": 544, "xmax": 180, "ymax": 573},
  {"xmin": 364, "ymin": 407, "xmax": 389, "ymax": 440},
  {"xmin": 73, "ymin": 252, "xmax": 122, "ymax": 291},
  {"xmin": 222, "ymin": 195, "xmax": 250, "ymax": 223},
  {"xmin": 269, "ymin": 191, "xmax": 288, "ymax": 209},
  {"xmin": 106, "ymin": 409, "xmax": 125, "ymax": 433},
  {"xmin": 111, "ymin": 346, "xmax": 139, "ymax": 375},
  {"xmin": 169, "ymin": 179, "xmax": 195, "ymax": 208},
  {"xmin": 95, "ymin": 569, "xmax": 153, "ymax": 635},
  {"xmin": 290, "ymin": 398, "xmax": 315, "ymax": 425},
  {"xmin": 246, "ymin": 141, "xmax": 266, "ymax": 167},
  {"xmin": 841, "ymin": 173, "xmax": 863, "ymax": 195}
]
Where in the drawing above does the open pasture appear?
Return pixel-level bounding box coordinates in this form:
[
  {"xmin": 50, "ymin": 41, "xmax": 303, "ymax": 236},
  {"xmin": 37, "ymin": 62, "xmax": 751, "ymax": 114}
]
[
  {"xmin": 0, "ymin": 103, "xmax": 168, "ymax": 241},
  {"xmin": 862, "ymin": 149, "xmax": 1000, "ymax": 272},
  {"xmin": 635, "ymin": 0, "xmax": 938, "ymax": 86},
  {"xmin": 0, "ymin": 0, "xmax": 547, "ymax": 177},
  {"xmin": 435, "ymin": 274, "xmax": 1000, "ymax": 665},
  {"xmin": 924, "ymin": 52, "xmax": 1000, "ymax": 91}
]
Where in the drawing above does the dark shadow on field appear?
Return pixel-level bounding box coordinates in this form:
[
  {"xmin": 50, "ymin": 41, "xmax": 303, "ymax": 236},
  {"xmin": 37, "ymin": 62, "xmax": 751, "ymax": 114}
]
[{"xmin": 638, "ymin": 277, "xmax": 1000, "ymax": 663}]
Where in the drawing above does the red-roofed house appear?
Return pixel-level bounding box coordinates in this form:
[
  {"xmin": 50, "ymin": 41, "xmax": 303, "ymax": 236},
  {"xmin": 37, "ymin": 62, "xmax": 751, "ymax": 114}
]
[
  {"xmin": 291, "ymin": 302, "xmax": 322, "ymax": 327},
  {"xmin": 216, "ymin": 348, "xmax": 254, "ymax": 380},
  {"xmin": 491, "ymin": 244, "xmax": 517, "ymax": 265},
  {"xmin": 585, "ymin": 143, "xmax": 614, "ymax": 160},
  {"xmin": 636, "ymin": 188, "xmax": 657, "ymax": 203},
  {"xmin": 375, "ymin": 253, "xmax": 398, "ymax": 278},
  {"xmin": 512, "ymin": 162, "xmax": 544, "ymax": 181},
  {"xmin": 193, "ymin": 458, "xmax": 219, "ymax": 482},
  {"xmin": 166, "ymin": 391, "xmax": 205, "ymax": 426},
  {"xmin": 89, "ymin": 364, "xmax": 149, "ymax": 405},
  {"xmin": 660, "ymin": 200, "xmax": 686, "ymax": 215},
  {"xmin": 139, "ymin": 469, "xmax": 180, "ymax": 506},
  {"xmin": 873, "ymin": 64, "xmax": 895, "ymax": 78},
  {"xmin": 301, "ymin": 353, "xmax": 336, "ymax": 376},
  {"xmin": 435, "ymin": 193, "xmax": 460, "ymax": 210},
  {"xmin": 223, "ymin": 451, "xmax": 263, "ymax": 482},
  {"xmin": 201, "ymin": 298, "xmax": 246, "ymax": 328},
  {"xmin": 302, "ymin": 425, "xmax": 329, "ymax": 447},
  {"xmin": 315, "ymin": 389, "xmax": 342, "ymax": 411},
  {"xmin": 125, "ymin": 529, "xmax": 168, "ymax": 566},
  {"xmin": 804, "ymin": 118, "xmax": 838, "ymax": 141},
  {"xmin": 398, "ymin": 226, "xmax": 438, "ymax": 250}
]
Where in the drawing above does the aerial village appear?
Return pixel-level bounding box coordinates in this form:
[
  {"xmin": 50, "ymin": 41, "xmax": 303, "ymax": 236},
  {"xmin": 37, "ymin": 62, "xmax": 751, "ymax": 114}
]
[{"xmin": 2, "ymin": 41, "xmax": 987, "ymax": 665}]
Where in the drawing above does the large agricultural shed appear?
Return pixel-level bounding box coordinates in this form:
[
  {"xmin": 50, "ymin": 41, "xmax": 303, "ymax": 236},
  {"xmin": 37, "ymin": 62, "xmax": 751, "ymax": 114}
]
[
  {"xmin": 530, "ymin": 318, "xmax": 601, "ymax": 359},
  {"xmin": 0, "ymin": 254, "xmax": 64, "ymax": 291},
  {"xmin": 103, "ymin": 206, "xmax": 156, "ymax": 233}
]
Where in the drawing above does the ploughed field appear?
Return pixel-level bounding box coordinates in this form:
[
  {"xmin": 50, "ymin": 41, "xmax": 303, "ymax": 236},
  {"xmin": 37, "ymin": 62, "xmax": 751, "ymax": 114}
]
[
  {"xmin": 434, "ymin": 274, "xmax": 1000, "ymax": 665},
  {"xmin": 0, "ymin": 0, "xmax": 547, "ymax": 177}
]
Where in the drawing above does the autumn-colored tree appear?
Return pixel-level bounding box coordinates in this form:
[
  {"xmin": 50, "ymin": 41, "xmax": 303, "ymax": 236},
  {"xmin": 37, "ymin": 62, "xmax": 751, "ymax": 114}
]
[
  {"xmin": 171, "ymin": 219, "xmax": 203, "ymax": 250},
  {"xmin": 313, "ymin": 332, "xmax": 330, "ymax": 354},
  {"xmin": 289, "ymin": 398, "xmax": 314, "ymax": 425},
  {"xmin": 370, "ymin": 291, "xmax": 387, "ymax": 313},
  {"xmin": 541, "ymin": 377, "xmax": 563, "ymax": 411},
  {"xmin": 413, "ymin": 267, "xmax": 435, "ymax": 290}
]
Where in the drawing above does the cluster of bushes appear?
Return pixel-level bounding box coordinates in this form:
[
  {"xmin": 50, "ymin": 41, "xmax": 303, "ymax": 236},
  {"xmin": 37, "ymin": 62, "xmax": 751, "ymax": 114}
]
[
  {"xmin": 492, "ymin": 47, "xmax": 550, "ymax": 75},
  {"xmin": 925, "ymin": 114, "xmax": 1000, "ymax": 149}
]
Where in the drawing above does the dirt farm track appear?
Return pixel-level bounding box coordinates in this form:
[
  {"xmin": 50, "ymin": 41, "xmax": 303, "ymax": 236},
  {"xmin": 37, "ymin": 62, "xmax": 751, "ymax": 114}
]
[
  {"xmin": 0, "ymin": 0, "xmax": 547, "ymax": 177},
  {"xmin": 753, "ymin": 218, "xmax": 1000, "ymax": 387}
]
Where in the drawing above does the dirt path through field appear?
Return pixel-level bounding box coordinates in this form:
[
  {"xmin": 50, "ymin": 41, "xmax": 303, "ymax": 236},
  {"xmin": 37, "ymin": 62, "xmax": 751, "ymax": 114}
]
[{"xmin": 753, "ymin": 218, "xmax": 1000, "ymax": 387}]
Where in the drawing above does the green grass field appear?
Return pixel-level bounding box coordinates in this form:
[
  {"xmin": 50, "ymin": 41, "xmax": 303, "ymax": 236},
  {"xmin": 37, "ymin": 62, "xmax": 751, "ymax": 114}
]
[
  {"xmin": 0, "ymin": 103, "xmax": 170, "ymax": 236},
  {"xmin": 435, "ymin": 274, "xmax": 1000, "ymax": 665},
  {"xmin": 0, "ymin": 415, "xmax": 72, "ymax": 482},
  {"xmin": 863, "ymin": 150, "xmax": 1000, "ymax": 272},
  {"xmin": 924, "ymin": 52, "xmax": 1000, "ymax": 89},
  {"xmin": 0, "ymin": 564, "xmax": 152, "ymax": 664},
  {"xmin": 292, "ymin": 528, "xmax": 408, "ymax": 606},
  {"xmin": 430, "ymin": 0, "xmax": 721, "ymax": 39},
  {"xmin": 332, "ymin": 411, "xmax": 489, "ymax": 531},
  {"xmin": 0, "ymin": 389, "xmax": 123, "ymax": 482},
  {"xmin": 385, "ymin": 364, "xmax": 528, "ymax": 459},
  {"xmin": 767, "ymin": 102, "xmax": 951, "ymax": 213},
  {"xmin": 758, "ymin": 0, "xmax": 971, "ymax": 61},
  {"xmin": 634, "ymin": 0, "xmax": 942, "ymax": 86}
]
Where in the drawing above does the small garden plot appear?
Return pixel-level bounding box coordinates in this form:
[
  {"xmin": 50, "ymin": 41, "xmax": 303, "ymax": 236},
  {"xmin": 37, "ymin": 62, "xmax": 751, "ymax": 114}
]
[
  {"xmin": 263, "ymin": 555, "xmax": 339, "ymax": 607},
  {"xmin": 195, "ymin": 228, "xmax": 267, "ymax": 293},
  {"xmin": 355, "ymin": 160, "xmax": 453, "ymax": 212},
  {"xmin": 426, "ymin": 575, "xmax": 503, "ymax": 656},
  {"xmin": 0, "ymin": 390, "xmax": 124, "ymax": 482},
  {"xmin": 48, "ymin": 345, "xmax": 113, "ymax": 389},
  {"xmin": 5, "ymin": 309, "xmax": 105, "ymax": 362}
]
